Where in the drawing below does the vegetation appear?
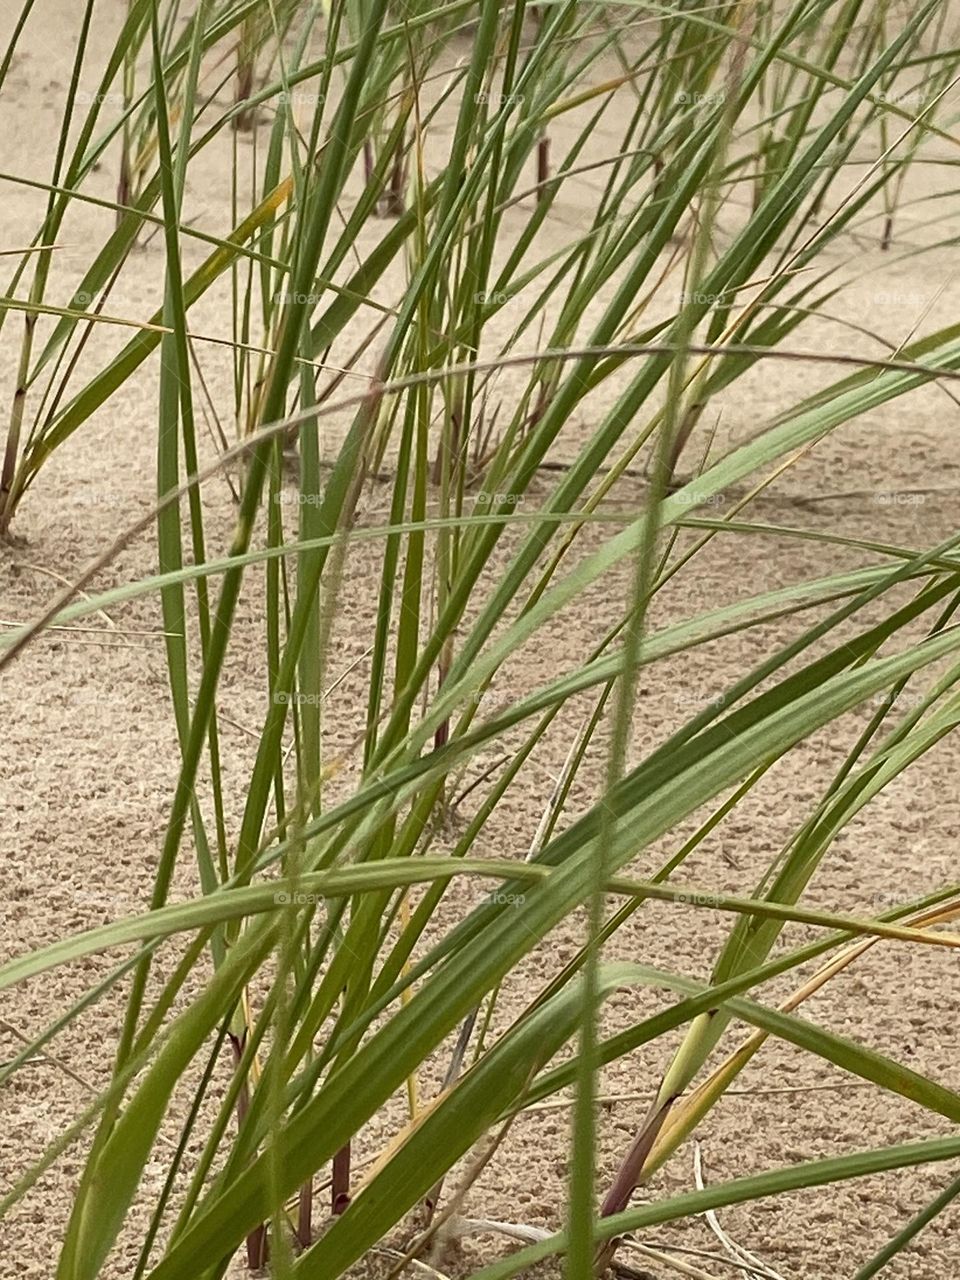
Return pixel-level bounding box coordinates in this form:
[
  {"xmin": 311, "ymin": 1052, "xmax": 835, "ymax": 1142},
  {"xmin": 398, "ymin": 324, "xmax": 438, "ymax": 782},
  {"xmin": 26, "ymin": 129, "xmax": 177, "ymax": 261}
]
[{"xmin": 3, "ymin": 0, "xmax": 960, "ymax": 1276}]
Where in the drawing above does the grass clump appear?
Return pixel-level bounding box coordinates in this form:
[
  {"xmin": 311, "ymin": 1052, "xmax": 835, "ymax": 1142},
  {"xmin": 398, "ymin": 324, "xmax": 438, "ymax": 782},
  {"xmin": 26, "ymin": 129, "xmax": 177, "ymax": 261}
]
[{"xmin": 4, "ymin": 0, "xmax": 960, "ymax": 1277}]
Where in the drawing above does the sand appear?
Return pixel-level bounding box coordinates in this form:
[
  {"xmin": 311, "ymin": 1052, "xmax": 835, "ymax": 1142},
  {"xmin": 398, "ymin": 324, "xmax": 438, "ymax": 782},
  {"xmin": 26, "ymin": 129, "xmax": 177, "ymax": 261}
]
[{"xmin": 3, "ymin": 2, "xmax": 960, "ymax": 1278}]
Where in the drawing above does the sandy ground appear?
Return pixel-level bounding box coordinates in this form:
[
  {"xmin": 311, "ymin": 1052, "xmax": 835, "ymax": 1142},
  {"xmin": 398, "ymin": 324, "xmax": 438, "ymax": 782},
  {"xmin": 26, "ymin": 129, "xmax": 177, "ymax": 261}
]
[{"xmin": 4, "ymin": 2, "xmax": 960, "ymax": 1278}]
